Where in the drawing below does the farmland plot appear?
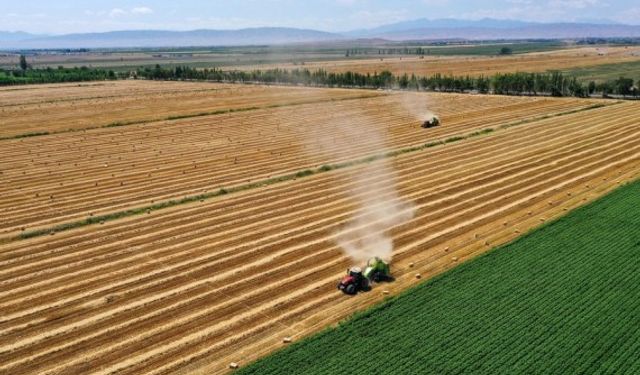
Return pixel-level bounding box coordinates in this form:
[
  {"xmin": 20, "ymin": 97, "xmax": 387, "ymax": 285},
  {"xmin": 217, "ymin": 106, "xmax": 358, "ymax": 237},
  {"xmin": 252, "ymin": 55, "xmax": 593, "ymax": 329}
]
[
  {"xmin": 1, "ymin": 94, "xmax": 639, "ymax": 374},
  {"xmin": 235, "ymin": 46, "xmax": 640, "ymax": 77},
  {"xmin": 239, "ymin": 173, "xmax": 640, "ymax": 375},
  {"xmin": 0, "ymin": 89, "xmax": 599, "ymax": 239},
  {"xmin": 0, "ymin": 80, "xmax": 380, "ymax": 137}
]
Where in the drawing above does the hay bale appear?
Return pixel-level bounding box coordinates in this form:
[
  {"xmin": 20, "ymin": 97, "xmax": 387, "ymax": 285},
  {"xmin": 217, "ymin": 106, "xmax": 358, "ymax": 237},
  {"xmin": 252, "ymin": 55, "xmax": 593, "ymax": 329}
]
[
  {"xmin": 452, "ymin": 256, "xmax": 459, "ymax": 262},
  {"xmin": 283, "ymin": 337, "xmax": 292, "ymax": 343},
  {"xmin": 409, "ymin": 262, "xmax": 415, "ymax": 268},
  {"xmin": 415, "ymin": 273, "xmax": 422, "ymax": 279},
  {"xmin": 229, "ymin": 362, "xmax": 239, "ymax": 369}
]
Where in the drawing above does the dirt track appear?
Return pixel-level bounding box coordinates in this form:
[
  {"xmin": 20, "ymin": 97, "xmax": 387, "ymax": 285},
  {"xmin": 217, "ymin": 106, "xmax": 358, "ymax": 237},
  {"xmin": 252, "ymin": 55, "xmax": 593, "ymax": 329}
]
[{"xmin": 1, "ymin": 88, "xmax": 639, "ymax": 374}]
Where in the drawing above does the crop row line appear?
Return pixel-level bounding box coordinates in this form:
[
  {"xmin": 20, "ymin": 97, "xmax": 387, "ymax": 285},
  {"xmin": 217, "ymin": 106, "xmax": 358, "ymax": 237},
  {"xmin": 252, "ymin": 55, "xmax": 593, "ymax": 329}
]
[
  {"xmin": 0, "ymin": 93, "xmax": 380, "ymax": 141},
  {"xmin": 12, "ymin": 102, "xmax": 616, "ymax": 242}
]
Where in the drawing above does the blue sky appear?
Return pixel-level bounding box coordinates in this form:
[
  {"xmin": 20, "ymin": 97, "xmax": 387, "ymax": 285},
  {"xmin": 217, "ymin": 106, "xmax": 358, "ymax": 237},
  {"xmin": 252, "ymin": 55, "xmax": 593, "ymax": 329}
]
[{"xmin": 1, "ymin": 0, "xmax": 638, "ymax": 34}]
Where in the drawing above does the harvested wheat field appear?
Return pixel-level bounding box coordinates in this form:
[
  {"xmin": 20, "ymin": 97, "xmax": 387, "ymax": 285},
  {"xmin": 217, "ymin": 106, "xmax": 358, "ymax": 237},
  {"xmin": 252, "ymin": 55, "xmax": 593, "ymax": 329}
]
[
  {"xmin": 1, "ymin": 82, "xmax": 640, "ymax": 375},
  {"xmin": 236, "ymin": 46, "xmax": 640, "ymax": 77},
  {"xmin": 0, "ymin": 86, "xmax": 600, "ymax": 239},
  {"xmin": 0, "ymin": 80, "xmax": 380, "ymax": 137}
]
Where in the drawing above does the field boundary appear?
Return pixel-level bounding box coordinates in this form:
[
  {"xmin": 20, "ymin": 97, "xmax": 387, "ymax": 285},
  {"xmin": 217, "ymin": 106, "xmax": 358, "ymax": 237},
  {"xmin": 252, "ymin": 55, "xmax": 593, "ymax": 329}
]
[{"xmin": 11, "ymin": 101, "xmax": 615, "ymax": 242}]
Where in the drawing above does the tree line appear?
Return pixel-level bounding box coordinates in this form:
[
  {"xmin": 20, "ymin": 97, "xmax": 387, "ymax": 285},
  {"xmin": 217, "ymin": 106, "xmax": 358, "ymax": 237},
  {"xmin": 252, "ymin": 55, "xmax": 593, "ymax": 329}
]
[
  {"xmin": 135, "ymin": 65, "xmax": 638, "ymax": 98},
  {"xmin": 0, "ymin": 66, "xmax": 118, "ymax": 85},
  {"xmin": 1, "ymin": 62, "xmax": 638, "ymax": 99},
  {"xmin": 346, "ymin": 48, "xmax": 431, "ymax": 56}
]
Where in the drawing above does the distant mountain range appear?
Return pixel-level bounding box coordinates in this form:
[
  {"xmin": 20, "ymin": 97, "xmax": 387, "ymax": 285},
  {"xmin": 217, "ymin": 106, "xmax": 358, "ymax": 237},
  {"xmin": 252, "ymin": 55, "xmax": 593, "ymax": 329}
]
[
  {"xmin": 347, "ymin": 18, "xmax": 538, "ymax": 37},
  {"xmin": 1, "ymin": 19, "xmax": 640, "ymax": 49},
  {"xmin": 0, "ymin": 31, "xmax": 43, "ymax": 43},
  {"xmin": 366, "ymin": 19, "xmax": 640, "ymax": 41},
  {"xmin": 0, "ymin": 28, "xmax": 341, "ymax": 49}
]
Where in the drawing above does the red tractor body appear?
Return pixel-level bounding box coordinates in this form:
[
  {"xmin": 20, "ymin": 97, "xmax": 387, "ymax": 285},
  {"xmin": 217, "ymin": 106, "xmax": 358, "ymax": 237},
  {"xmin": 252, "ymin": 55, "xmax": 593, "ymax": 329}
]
[{"xmin": 337, "ymin": 267, "xmax": 369, "ymax": 295}]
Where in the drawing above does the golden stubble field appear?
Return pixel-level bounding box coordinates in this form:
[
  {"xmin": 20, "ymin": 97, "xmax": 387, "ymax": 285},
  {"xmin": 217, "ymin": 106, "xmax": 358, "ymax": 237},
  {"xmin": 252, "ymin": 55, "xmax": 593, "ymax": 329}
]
[
  {"xmin": 233, "ymin": 46, "xmax": 640, "ymax": 77},
  {"xmin": 1, "ymin": 80, "xmax": 640, "ymax": 374},
  {"xmin": 0, "ymin": 80, "xmax": 382, "ymax": 137}
]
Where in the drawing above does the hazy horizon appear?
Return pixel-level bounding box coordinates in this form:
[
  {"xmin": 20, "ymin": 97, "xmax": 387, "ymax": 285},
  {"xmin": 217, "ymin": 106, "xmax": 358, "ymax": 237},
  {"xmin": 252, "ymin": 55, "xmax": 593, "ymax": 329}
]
[{"xmin": 2, "ymin": 0, "xmax": 639, "ymax": 35}]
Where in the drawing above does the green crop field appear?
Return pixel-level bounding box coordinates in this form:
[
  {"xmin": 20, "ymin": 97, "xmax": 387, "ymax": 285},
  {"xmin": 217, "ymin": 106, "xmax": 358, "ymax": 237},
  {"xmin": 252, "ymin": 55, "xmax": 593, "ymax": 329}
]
[
  {"xmin": 563, "ymin": 60, "xmax": 640, "ymax": 82},
  {"xmin": 415, "ymin": 41, "xmax": 565, "ymax": 56},
  {"xmin": 240, "ymin": 179, "xmax": 640, "ymax": 374}
]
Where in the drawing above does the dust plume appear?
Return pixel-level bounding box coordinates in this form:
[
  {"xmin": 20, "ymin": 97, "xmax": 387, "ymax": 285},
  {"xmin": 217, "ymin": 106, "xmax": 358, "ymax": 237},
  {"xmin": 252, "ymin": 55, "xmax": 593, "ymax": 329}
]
[
  {"xmin": 395, "ymin": 90, "xmax": 437, "ymax": 123},
  {"xmin": 304, "ymin": 104, "xmax": 416, "ymax": 265},
  {"xmin": 333, "ymin": 159, "xmax": 415, "ymax": 265}
]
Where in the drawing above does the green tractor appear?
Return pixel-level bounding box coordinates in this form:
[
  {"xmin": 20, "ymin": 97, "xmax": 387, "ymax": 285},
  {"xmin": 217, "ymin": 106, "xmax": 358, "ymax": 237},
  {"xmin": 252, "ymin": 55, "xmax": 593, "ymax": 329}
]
[{"xmin": 363, "ymin": 257, "xmax": 393, "ymax": 283}]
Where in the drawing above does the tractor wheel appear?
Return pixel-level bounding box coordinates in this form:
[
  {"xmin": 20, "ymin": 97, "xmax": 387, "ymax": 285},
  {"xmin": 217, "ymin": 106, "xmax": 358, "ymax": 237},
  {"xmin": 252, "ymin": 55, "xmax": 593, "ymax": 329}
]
[
  {"xmin": 361, "ymin": 278, "xmax": 370, "ymax": 291},
  {"xmin": 345, "ymin": 284, "xmax": 357, "ymax": 295}
]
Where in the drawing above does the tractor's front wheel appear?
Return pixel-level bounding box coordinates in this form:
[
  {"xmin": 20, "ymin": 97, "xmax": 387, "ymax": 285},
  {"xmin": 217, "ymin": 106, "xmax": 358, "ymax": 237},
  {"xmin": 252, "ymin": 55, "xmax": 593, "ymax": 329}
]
[{"xmin": 345, "ymin": 284, "xmax": 357, "ymax": 295}]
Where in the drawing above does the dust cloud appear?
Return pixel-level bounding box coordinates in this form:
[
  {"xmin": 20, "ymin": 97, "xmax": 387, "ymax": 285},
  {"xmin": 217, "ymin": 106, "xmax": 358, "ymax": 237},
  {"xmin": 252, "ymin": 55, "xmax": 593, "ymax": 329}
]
[
  {"xmin": 305, "ymin": 104, "xmax": 416, "ymax": 265},
  {"xmin": 333, "ymin": 159, "xmax": 415, "ymax": 265},
  {"xmin": 395, "ymin": 91, "xmax": 437, "ymax": 123}
]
